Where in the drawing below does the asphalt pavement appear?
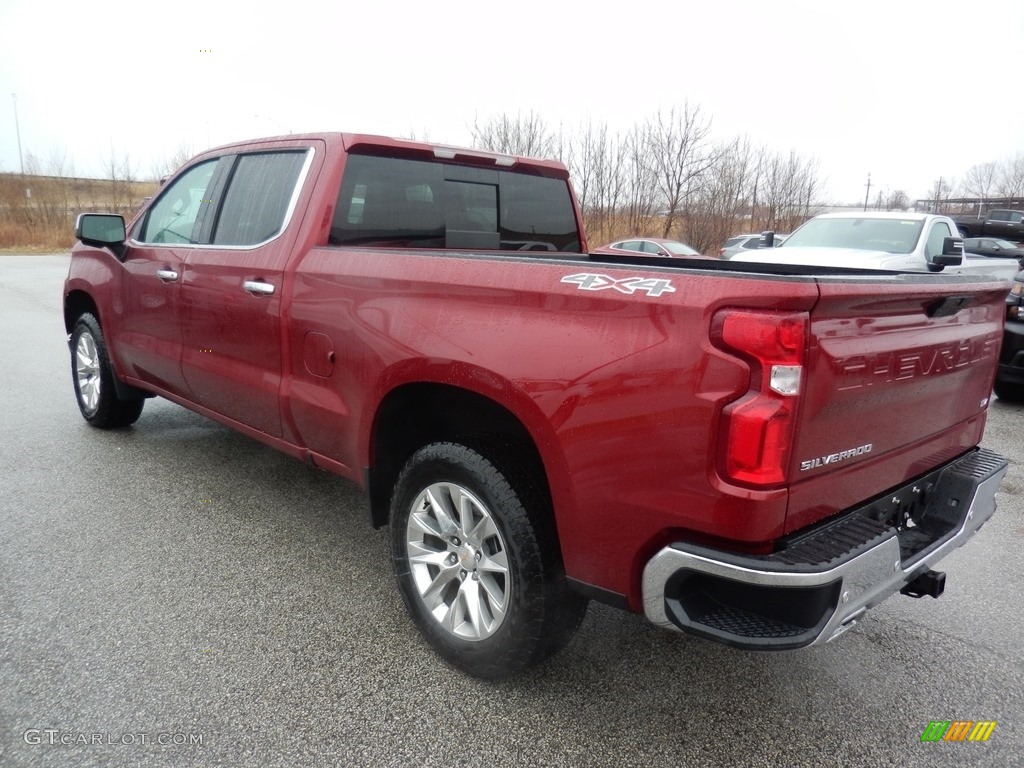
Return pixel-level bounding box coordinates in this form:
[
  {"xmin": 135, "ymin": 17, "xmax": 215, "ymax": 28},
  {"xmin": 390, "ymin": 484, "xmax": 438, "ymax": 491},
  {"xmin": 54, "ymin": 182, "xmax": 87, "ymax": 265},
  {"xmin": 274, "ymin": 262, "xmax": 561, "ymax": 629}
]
[{"xmin": 1, "ymin": 254, "xmax": 1021, "ymax": 767}]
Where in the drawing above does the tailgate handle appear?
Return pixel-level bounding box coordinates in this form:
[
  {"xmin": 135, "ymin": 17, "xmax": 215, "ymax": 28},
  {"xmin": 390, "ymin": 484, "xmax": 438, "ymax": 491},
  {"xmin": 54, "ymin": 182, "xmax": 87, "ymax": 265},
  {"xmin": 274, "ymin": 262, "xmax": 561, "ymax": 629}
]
[{"xmin": 927, "ymin": 295, "xmax": 974, "ymax": 318}]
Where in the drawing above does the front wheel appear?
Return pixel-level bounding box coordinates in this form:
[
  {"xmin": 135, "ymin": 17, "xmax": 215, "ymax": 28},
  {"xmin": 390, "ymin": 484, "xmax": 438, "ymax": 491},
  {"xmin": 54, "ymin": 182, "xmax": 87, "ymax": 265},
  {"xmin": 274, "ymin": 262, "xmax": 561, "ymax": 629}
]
[
  {"xmin": 389, "ymin": 442, "xmax": 587, "ymax": 679},
  {"xmin": 70, "ymin": 313, "xmax": 144, "ymax": 428}
]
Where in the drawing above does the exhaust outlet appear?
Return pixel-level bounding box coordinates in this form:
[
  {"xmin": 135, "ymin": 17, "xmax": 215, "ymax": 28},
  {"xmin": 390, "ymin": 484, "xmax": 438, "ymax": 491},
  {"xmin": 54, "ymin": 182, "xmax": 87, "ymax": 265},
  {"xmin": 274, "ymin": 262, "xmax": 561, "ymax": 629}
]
[{"xmin": 900, "ymin": 569, "xmax": 946, "ymax": 599}]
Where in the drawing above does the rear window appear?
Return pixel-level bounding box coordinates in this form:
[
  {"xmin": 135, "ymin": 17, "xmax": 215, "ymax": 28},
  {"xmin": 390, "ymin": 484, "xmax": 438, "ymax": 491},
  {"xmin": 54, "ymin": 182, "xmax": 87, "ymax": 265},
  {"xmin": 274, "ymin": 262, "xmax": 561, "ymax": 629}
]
[{"xmin": 329, "ymin": 154, "xmax": 581, "ymax": 252}]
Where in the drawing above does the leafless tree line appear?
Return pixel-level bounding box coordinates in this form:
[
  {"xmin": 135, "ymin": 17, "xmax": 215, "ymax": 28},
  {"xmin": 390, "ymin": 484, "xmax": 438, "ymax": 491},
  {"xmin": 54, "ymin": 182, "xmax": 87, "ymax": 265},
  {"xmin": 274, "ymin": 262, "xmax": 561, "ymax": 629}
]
[
  {"xmin": 924, "ymin": 154, "xmax": 1024, "ymax": 212},
  {"xmin": 955, "ymin": 154, "xmax": 1024, "ymax": 201},
  {"xmin": 0, "ymin": 146, "xmax": 166, "ymax": 249},
  {"xmin": 470, "ymin": 106, "xmax": 827, "ymax": 252}
]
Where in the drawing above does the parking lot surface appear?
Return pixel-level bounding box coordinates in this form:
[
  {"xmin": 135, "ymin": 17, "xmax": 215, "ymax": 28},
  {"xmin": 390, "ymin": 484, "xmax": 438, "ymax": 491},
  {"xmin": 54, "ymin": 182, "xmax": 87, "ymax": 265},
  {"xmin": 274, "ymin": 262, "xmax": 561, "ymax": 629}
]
[{"xmin": 1, "ymin": 254, "xmax": 1021, "ymax": 767}]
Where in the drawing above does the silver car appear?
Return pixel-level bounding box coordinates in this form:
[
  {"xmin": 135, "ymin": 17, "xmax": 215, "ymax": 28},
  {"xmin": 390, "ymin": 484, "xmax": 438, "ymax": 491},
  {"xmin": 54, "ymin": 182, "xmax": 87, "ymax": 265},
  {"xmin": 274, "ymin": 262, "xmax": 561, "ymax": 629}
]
[{"xmin": 719, "ymin": 233, "xmax": 787, "ymax": 260}]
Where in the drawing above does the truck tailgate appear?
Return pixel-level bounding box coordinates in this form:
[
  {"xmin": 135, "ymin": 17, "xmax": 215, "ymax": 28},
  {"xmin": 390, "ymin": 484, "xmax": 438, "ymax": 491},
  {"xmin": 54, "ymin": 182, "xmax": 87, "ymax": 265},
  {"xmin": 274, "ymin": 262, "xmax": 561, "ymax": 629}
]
[{"xmin": 785, "ymin": 274, "xmax": 1006, "ymax": 533}]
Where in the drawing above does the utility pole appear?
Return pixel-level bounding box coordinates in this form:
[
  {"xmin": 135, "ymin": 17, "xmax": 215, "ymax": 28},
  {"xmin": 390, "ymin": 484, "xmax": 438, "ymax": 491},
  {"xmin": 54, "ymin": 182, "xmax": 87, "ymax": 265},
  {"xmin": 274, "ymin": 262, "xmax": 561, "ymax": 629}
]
[
  {"xmin": 863, "ymin": 173, "xmax": 871, "ymax": 212},
  {"xmin": 12, "ymin": 93, "xmax": 24, "ymax": 174}
]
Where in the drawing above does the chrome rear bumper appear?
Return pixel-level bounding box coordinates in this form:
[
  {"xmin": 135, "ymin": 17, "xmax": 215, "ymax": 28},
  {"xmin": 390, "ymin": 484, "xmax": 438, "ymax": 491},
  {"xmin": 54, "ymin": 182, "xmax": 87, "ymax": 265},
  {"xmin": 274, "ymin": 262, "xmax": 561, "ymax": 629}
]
[{"xmin": 642, "ymin": 448, "xmax": 1007, "ymax": 649}]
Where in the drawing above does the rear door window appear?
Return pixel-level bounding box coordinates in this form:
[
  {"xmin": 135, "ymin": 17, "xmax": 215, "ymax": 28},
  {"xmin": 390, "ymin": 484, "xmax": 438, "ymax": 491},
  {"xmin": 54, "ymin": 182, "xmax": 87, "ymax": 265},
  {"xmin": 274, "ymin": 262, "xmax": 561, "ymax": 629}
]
[{"xmin": 212, "ymin": 151, "xmax": 308, "ymax": 246}]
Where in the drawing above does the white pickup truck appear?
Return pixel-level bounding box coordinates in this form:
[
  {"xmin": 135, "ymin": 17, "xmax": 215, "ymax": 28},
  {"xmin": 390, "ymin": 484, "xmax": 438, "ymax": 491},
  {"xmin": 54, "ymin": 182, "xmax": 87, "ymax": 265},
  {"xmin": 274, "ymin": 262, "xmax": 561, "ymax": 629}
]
[{"xmin": 735, "ymin": 211, "xmax": 1020, "ymax": 281}]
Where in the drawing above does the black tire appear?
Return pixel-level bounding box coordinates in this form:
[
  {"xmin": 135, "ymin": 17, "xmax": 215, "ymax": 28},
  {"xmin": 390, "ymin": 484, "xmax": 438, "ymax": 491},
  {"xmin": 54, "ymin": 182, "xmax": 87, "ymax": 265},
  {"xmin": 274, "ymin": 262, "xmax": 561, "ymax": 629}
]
[
  {"xmin": 994, "ymin": 380, "xmax": 1024, "ymax": 403},
  {"xmin": 70, "ymin": 313, "xmax": 145, "ymax": 428},
  {"xmin": 958, "ymin": 226, "xmax": 971, "ymax": 238},
  {"xmin": 389, "ymin": 441, "xmax": 588, "ymax": 679}
]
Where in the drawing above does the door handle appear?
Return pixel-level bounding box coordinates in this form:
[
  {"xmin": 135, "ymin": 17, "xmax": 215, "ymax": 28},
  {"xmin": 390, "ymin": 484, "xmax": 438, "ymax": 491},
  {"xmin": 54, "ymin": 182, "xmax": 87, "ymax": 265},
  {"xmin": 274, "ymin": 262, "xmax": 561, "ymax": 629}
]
[
  {"xmin": 243, "ymin": 280, "xmax": 275, "ymax": 296},
  {"xmin": 156, "ymin": 269, "xmax": 179, "ymax": 282}
]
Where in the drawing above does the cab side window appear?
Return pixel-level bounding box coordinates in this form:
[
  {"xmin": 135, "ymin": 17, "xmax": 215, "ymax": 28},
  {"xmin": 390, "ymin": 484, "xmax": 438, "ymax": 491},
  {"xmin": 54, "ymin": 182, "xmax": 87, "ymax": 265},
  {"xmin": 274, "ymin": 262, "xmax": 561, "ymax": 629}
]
[
  {"xmin": 212, "ymin": 151, "xmax": 308, "ymax": 246},
  {"xmin": 925, "ymin": 222, "xmax": 952, "ymax": 259},
  {"xmin": 136, "ymin": 160, "xmax": 217, "ymax": 244}
]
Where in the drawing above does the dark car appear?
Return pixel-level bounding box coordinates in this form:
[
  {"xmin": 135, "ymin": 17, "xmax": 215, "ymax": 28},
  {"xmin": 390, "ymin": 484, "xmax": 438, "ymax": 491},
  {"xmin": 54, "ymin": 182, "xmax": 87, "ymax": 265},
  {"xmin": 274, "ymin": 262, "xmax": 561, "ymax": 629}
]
[
  {"xmin": 963, "ymin": 237, "xmax": 1024, "ymax": 265},
  {"xmin": 996, "ymin": 271, "xmax": 1024, "ymax": 402},
  {"xmin": 592, "ymin": 237, "xmax": 706, "ymax": 259}
]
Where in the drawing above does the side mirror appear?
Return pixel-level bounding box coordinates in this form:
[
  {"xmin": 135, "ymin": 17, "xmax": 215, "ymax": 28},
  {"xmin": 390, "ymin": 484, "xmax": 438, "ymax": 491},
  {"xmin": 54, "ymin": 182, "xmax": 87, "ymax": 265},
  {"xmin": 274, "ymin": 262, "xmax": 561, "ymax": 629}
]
[
  {"xmin": 928, "ymin": 236, "xmax": 964, "ymax": 270},
  {"xmin": 759, "ymin": 231, "xmax": 775, "ymax": 248},
  {"xmin": 75, "ymin": 213, "xmax": 126, "ymax": 248},
  {"xmin": 942, "ymin": 236, "xmax": 963, "ymax": 257}
]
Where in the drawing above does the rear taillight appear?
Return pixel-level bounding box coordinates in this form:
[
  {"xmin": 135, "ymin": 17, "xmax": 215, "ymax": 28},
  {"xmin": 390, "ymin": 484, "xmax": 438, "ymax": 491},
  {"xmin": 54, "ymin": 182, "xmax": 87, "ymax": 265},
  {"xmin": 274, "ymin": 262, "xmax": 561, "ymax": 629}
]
[{"xmin": 713, "ymin": 309, "xmax": 808, "ymax": 487}]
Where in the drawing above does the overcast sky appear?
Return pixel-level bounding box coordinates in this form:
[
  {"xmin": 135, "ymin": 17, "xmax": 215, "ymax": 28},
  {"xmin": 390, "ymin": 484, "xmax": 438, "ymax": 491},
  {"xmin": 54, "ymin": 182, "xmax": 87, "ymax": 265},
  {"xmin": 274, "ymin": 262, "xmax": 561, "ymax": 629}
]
[{"xmin": 1, "ymin": 0, "xmax": 1022, "ymax": 204}]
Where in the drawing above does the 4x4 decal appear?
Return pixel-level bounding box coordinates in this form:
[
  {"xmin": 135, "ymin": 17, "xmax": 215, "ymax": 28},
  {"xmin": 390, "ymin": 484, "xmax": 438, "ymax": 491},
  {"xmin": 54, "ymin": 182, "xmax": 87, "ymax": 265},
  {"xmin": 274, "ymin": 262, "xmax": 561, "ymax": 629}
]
[{"xmin": 561, "ymin": 273, "xmax": 676, "ymax": 297}]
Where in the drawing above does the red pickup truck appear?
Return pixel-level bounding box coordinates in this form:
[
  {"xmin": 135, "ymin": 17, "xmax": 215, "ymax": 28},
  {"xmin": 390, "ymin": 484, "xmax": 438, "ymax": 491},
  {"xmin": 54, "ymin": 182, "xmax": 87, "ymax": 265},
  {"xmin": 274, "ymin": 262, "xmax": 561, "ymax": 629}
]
[{"xmin": 65, "ymin": 133, "xmax": 1008, "ymax": 678}]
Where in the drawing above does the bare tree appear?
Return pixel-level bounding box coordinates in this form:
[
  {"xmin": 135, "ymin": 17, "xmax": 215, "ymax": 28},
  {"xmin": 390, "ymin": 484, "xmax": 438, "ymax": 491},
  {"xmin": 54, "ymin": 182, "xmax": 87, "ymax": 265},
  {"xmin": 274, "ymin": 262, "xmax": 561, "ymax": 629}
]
[
  {"xmin": 564, "ymin": 121, "xmax": 632, "ymax": 244},
  {"xmin": 41, "ymin": 147, "xmax": 74, "ymax": 229},
  {"xmin": 622, "ymin": 126, "xmax": 658, "ymax": 235},
  {"xmin": 884, "ymin": 189, "xmax": 909, "ymax": 211},
  {"xmin": 928, "ymin": 177, "xmax": 958, "ymax": 212},
  {"xmin": 685, "ymin": 136, "xmax": 757, "ymax": 254},
  {"xmin": 152, "ymin": 141, "xmax": 195, "ymax": 181},
  {"xmin": 759, "ymin": 150, "xmax": 821, "ymax": 233},
  {"xmin": 997, "ymin": 153, "xmax": 1024, "ymax": 199},
  {"xmin": 963, "ymin": 161, "xmax": 998, "ymax": 200},
  {"xmin": 470, "ymin": 111, "xmax": 558, "ymax": 158},
  {"xmin": 100, "ymin": 147, "xmax": 141, "ymax": 214},
  {"xmin": 644, "ymin": 104, "xmax": 715, "ymax": 237}
]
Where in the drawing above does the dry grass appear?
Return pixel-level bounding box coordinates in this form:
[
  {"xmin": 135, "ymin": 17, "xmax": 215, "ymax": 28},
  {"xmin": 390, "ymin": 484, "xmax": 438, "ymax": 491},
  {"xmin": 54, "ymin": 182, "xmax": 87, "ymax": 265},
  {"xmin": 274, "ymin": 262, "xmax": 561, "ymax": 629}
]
[{"xmin": 0, "ymin": 173, "xmax": 156, "ymax": 251}]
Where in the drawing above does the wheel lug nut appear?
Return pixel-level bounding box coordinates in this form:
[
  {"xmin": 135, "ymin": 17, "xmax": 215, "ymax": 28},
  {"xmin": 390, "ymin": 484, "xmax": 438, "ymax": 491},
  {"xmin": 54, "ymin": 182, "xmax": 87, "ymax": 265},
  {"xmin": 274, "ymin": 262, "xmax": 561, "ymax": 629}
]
[
  {"xmin": 475, "ymin": 551, "xmax": 482, "ymax": 561},
  {"xmin": 471, "ymin": 572, "xmax": 479, "ymax": 581},
  {"xmin": 459, "ymin": 570, "xmax": 467, "ymax": 580},
  {"xmin": 451, "ymin": 537, "xmax": 460, "ymax": 546}
]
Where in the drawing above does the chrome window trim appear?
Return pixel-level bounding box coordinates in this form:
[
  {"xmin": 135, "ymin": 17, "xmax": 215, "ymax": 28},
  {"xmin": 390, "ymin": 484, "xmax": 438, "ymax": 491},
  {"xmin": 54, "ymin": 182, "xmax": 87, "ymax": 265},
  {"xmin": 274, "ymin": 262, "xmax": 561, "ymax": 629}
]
[{"xmin": 128, "ymin": 147, "xmax": 315, "ymax": 251}]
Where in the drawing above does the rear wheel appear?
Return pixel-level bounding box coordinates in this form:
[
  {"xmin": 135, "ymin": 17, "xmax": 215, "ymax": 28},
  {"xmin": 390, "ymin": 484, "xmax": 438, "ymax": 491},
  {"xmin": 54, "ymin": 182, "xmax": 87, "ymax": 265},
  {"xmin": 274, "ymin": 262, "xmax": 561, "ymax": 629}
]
[
  {"xmin": 389, "ymin": 441, "xmax": 587, "ymax": 678},
  {"xmin": 71, "ymin": 313, "xmax": 144, "ymax": 428}
]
